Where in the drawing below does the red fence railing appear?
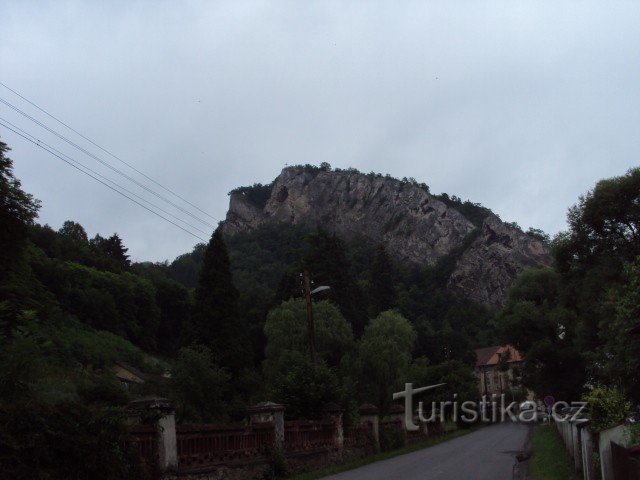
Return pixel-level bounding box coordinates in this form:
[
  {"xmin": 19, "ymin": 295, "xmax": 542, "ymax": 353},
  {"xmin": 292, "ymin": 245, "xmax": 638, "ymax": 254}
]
[
  {"xmin": 344, "ymin": 423, "xmax": 371, "ymax": 448},
  {"xmin": 284, "ymin": 420, "xmax": 336, "ymax": 452},
  {"xmin": 176, "ymin": 423, "xmax": 275, "ymax": 471},
  {"xmin": 126, "ymin": 424, "xmax": 157, "ymax": 466}
]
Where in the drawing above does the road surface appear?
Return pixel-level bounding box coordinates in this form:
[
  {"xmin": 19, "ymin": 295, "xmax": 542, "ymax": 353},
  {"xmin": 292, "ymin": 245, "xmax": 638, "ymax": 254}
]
[{"xmin": 322, "ymin": 422, "xmax": 531, "ymax": 480}]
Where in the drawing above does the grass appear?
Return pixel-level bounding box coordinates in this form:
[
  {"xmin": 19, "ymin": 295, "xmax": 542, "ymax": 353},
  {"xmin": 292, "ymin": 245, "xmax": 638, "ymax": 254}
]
[
  {"xmin": 529, "ymin": 425, "xmax": 576, "ymax": 480},
  {"xmin": 288, "ymin": 426, "xmax": 477, "ymax": 480}
]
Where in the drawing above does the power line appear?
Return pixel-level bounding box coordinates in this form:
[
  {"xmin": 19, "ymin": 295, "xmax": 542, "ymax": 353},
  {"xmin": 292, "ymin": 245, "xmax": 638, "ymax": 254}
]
[
  {"xmin": 0, "ymin": 80, "xmax": 219, "ymax": 222},
  {"xmin": 0, "ymin": 117, "xmax": 211, "ymax": 237},
  {"xmin": 0, "ymin": 119, "xmax": 209, "ymax": 243},
  {"xmin": 0, "ymin": 96, "xmax": 217, "ymax": 229}
]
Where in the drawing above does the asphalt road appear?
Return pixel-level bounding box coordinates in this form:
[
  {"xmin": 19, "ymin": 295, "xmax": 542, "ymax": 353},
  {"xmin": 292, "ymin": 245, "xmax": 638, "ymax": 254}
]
[{"xmin": 322, "ymin": 422, "xmax": 531, "ymax": 480}]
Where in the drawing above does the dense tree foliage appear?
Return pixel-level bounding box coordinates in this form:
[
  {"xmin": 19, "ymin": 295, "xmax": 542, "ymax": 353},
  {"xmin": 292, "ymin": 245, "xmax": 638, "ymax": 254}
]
[
  {"xmin": 370, "ymin": 245, "xmax": 396, "ymax": 317},
  {"xmin": 302, "ymin": 230, "xmax": 369, "ymax": 337},
  {"xmin": 495, "ymin": 167, "xmax": 640, "ymax": 403},
  {"xmin": 0, "ymin": 140, "xmax": 39, "ymax": 280},
  {"xmin": 492, "ymin": 268, "xmax": 584, "ymax": 400},
  {"xmin": 228, "ymin": 182, "xmax": 274, "ymax": 209},
  {"xmin": 263, "ymin": 299, "xmax": 354, "ymax": 383},
  {"xmin": 7, "ymin": 135, "xmax": 640, "ymax": 478},
  {"xmin": 272, "ymin": 361, "xmax": 342, "ymax": 420},
  {"xmin": 169, "ymin": 345, "xmax": 230, "ymax": 423},
  {"xmin": 355, "ymin": 311, "xmax": 416, "ymax": 413},
  {"xmin": 190, "ymin": 228, "xmax": 252, "ymax": 375}
]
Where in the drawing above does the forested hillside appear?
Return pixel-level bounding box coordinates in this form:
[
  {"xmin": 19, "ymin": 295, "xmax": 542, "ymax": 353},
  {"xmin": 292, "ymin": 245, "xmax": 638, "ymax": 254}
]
[{"xmin": 3, "ymin": 135, "xmax": 640, "ymax": 478}]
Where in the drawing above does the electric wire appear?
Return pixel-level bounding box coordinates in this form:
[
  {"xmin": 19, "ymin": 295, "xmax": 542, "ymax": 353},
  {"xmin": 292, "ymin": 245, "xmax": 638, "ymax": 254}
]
[
  {"xmin": 0, "ymin": 80, "xmax": 219, "ymax": 222},
  {"xmin": 0, "ymin": 96, "xmax": 217, "ymax": 229},
  {"xmin": 0, "ymin": 119, "xmax": 209, "ymax": 243},
  {"xmin": 0, "ymin": 117, "xmax": 211, "ymax": 237}
]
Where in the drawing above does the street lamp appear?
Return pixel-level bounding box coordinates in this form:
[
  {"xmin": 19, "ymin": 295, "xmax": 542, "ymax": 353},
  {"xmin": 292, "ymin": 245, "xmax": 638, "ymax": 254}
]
[{"xmin": 301, "ymin": 270, "xmax": 330, "ymax": 367}]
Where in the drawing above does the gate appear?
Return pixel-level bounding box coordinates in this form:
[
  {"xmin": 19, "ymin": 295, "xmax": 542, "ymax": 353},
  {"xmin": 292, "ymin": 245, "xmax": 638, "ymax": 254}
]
[{"xmin": 611, "ymin": 441, "xmax": 640, "ymax": 480}]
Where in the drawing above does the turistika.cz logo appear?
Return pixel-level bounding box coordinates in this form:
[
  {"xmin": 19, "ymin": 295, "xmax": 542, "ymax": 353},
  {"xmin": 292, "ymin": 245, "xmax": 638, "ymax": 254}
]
[{"xmin": 392, "ymin": 383, "xmax": 586, "ymax": 431}]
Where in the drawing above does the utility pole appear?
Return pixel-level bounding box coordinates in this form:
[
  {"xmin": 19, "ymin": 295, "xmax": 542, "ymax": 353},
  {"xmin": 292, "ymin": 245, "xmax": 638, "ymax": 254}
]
[{"xmin": 302, "ymin": 270, "xmax": 318, "ymax": 367}]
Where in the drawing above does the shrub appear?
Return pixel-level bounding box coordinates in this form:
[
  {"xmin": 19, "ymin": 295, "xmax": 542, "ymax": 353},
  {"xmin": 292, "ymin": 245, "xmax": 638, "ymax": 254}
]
[
  {"xmin": 582, "ymin": 386, "xmax": 633, "ymax": 432},
  {"xmin": 379, "ymin": 421, "xmax": 404, "ymax": 452}
]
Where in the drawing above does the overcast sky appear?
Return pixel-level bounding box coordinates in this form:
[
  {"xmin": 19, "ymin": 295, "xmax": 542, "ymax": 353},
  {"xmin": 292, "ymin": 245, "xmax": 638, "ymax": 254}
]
[{"xmin": 1, "ymin": 1, "xmax": 639, "ymax": 262}]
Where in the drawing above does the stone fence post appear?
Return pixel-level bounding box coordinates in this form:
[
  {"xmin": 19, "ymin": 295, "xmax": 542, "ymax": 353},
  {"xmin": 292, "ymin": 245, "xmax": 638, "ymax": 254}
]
[
  {"xmin": 359, "ymin": 404, "xmax": 380, "ymax": 452},
  {"xmin": 389, "ymin": 404, "xmax": 407, "ymax": 445},
  {"xmin": 128, "ymin": 395, "xmax": 178, "ymax": 473},
  {"xmin": 323, "ymin": 403, "xmax": 344, "ymax": 454},
  {"xmin": 248, "ymin": 401, "xmax": 285, "ymax": 449}
]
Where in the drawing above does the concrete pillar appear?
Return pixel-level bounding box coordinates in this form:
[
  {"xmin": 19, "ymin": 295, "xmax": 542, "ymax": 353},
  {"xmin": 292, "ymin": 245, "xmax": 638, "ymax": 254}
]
[
  {"xmin": 598, "ymin": 424, "xmax": 629, "ymax": 480},
  {"xmin": 323, "ymin": 403, "xmax": 344, "ymax": 454},
  {"xmin": 389, "ymin": 404, "xmax": 407, "ymax": 444},
  {"xmin": 581, "ymin": 425, "xmax": 596, "ymax": 480},
  {"xmin": 128, "ymin": 395, "xmax": 178, "ymax": 472},
  {"xmin": 572, "ymin": 420, "xmax": 588, "ymax": 474},
  {"xmin": 248, "ymin": 401, "xmax": 285, "ymax": 449},
  {"xmin": 359, "ymin": 404, "xmax": 380, "ymax": 452}
]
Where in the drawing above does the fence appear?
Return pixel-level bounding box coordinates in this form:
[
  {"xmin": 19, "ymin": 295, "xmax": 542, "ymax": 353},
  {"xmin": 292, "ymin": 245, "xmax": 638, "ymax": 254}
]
[
  {"xmin": 126, "ymin": 424, "xmax": 157, "ymax": 467},
  {"xmin": 611, "ymin": 442, "xmax": 640, "ymax": 480},
  {"xmin": 344, "ymin": 423, "xmax": 371, "ymax": 448},
  {"xmin": 176, "ymin": 423, "xmax": 275, "ymax": 471},
  {"xmin": 127, "ymin": 397, "xmax": 439, "ymax": 477},
  {"xmin": 555, "ymin": 412, "xmax": 640, "ymax": 480},
  {"xmin": 284, "ymin": 420, "xmax": 336, "ymax": 453}
]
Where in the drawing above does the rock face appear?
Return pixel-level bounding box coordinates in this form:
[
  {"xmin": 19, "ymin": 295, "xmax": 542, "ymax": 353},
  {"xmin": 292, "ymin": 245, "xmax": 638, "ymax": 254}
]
[
  {"xmin": 447, "ymin": 215, "xmax": 553, "ymax": 307},
  {"xmin": 223, "ymin": 167, "xmax": 552, "ymax": 308}
]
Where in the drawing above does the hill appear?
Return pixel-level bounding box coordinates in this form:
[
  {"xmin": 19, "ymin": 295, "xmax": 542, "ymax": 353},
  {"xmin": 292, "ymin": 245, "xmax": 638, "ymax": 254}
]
[{"xmin": 223, "ymin": 165, "xmax": 552, "ymax": 307}]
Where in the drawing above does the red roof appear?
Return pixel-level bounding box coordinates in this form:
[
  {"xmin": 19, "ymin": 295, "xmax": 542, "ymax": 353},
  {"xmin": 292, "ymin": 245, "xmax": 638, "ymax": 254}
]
[{"xmin": 474, "ymin": 345, "xmax": 523, "ymax": 368}]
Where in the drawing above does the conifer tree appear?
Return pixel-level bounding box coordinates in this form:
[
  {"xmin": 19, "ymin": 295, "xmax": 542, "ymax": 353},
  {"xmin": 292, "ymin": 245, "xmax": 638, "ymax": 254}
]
[
  {"xmin": 191, "ymin": 227, "xmax": 252, "ymax": 375},
  {"xmin": 104, "ymin": 234, "xmax": 130, "ymax": 266},
  {"xmin": 303, "ymin": 229, "xmax": 368, "ymax": 337}
]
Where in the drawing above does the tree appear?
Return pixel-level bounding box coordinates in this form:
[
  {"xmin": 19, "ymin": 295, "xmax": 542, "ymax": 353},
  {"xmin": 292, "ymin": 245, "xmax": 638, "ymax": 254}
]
[
  {"xmin": 170, "ymin": 345, "xmax": 230, "ymax": 423},
  {"xmin": 0, "ymin": 139, "xmax": 40, "ymax": 279},
  {"xmin": 263, "ymin": 298, "xmax": 353, "ymax": 385},
  {"xmin": 58, "ymin": 220, "xmax": 88, "ymax": 244},
  {"xmin": 355, "ymin": 310, "xmax": 416, "ymax": 413},
  {"xmin": 154, "ymin": 278, "xmax": 190, "ymax": 355},
  {"xmin": 548, "ymin": 167, "xmax": 640, "ymax": 392},
  {"xmin": 492, "ymin": 267, "xmax": 584, "ymax": 400},
  {"xmin": 526, "ymin": 227, "xmax": 550, "ymax": 244},
  {"xmin": 303, "ymin": 230, "xmax": 368, "ymax": 337},
  {"xmin": 406, "ymin": 357, "xmax": 479, "ymax": 420},
  {"xmin": 103, "ymin": 234, "xmax": 130, "ymax": 266},
  {"xmin": 273, "ymin": 361, "xmax": 341, "ymax": 420},
  {"xmin": 370, "ymin": 245, "xmax": 396, "ymax": 317},
  {"xmin": 191, "ymin": 228, "xmax": 251, "ymax": 375},
  {"xmin": 90, "ymin": 233, "xmax": 131, "ymax": 270},
  {"xmin": 168, "ymin": 243, "xmax": 207, "ymax": 289},
  {"xmin": 593, "ymin": 258, "xmax": 640, "ymax": 402},
  {"xmin": 562, "ymin": 167, "xmax": 640, "ymax": 266}
]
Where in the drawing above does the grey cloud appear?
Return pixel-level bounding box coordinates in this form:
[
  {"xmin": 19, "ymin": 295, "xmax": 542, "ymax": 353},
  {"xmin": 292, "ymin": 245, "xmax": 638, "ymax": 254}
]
[{"xmin": 1, "ymin": 0, "xmax": 639, "ymax": 260}]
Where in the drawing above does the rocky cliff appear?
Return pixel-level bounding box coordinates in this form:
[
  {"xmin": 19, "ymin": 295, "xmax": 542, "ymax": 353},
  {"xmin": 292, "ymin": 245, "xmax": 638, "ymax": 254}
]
[{"xmin": 223, "ymin": 166, "xmax": 552, "ymax": 308}]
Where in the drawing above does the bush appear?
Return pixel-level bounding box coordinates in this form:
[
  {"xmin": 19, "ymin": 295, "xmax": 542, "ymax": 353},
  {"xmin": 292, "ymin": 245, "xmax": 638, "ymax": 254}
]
[
  {"xmin": 0, "ymin": 401, "xmax": 149, "ymax": 480},
  {"xmin": 582, "ymin": 386, "xmax": 633, "ymax": 432},
  {"xmin": 263, "ymin": 444, "xmax": 288, "ymax": 479},
  {"xmin": 379, "ymin": 421, "xmax": 404, "ymax": 452},
  {"xmin": 273, "ymin": 361, "xmax": 342, "ymax": 420}
]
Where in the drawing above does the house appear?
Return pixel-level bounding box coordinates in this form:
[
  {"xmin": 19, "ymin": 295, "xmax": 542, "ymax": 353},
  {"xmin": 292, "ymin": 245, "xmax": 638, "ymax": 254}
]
[
  {"xmin": 114, "ymin": 362, "xmax": 148, "ymax": 388},
  {"xmin": 474, "ymin": 345, "xmax": 529, "ymax": 398}
]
